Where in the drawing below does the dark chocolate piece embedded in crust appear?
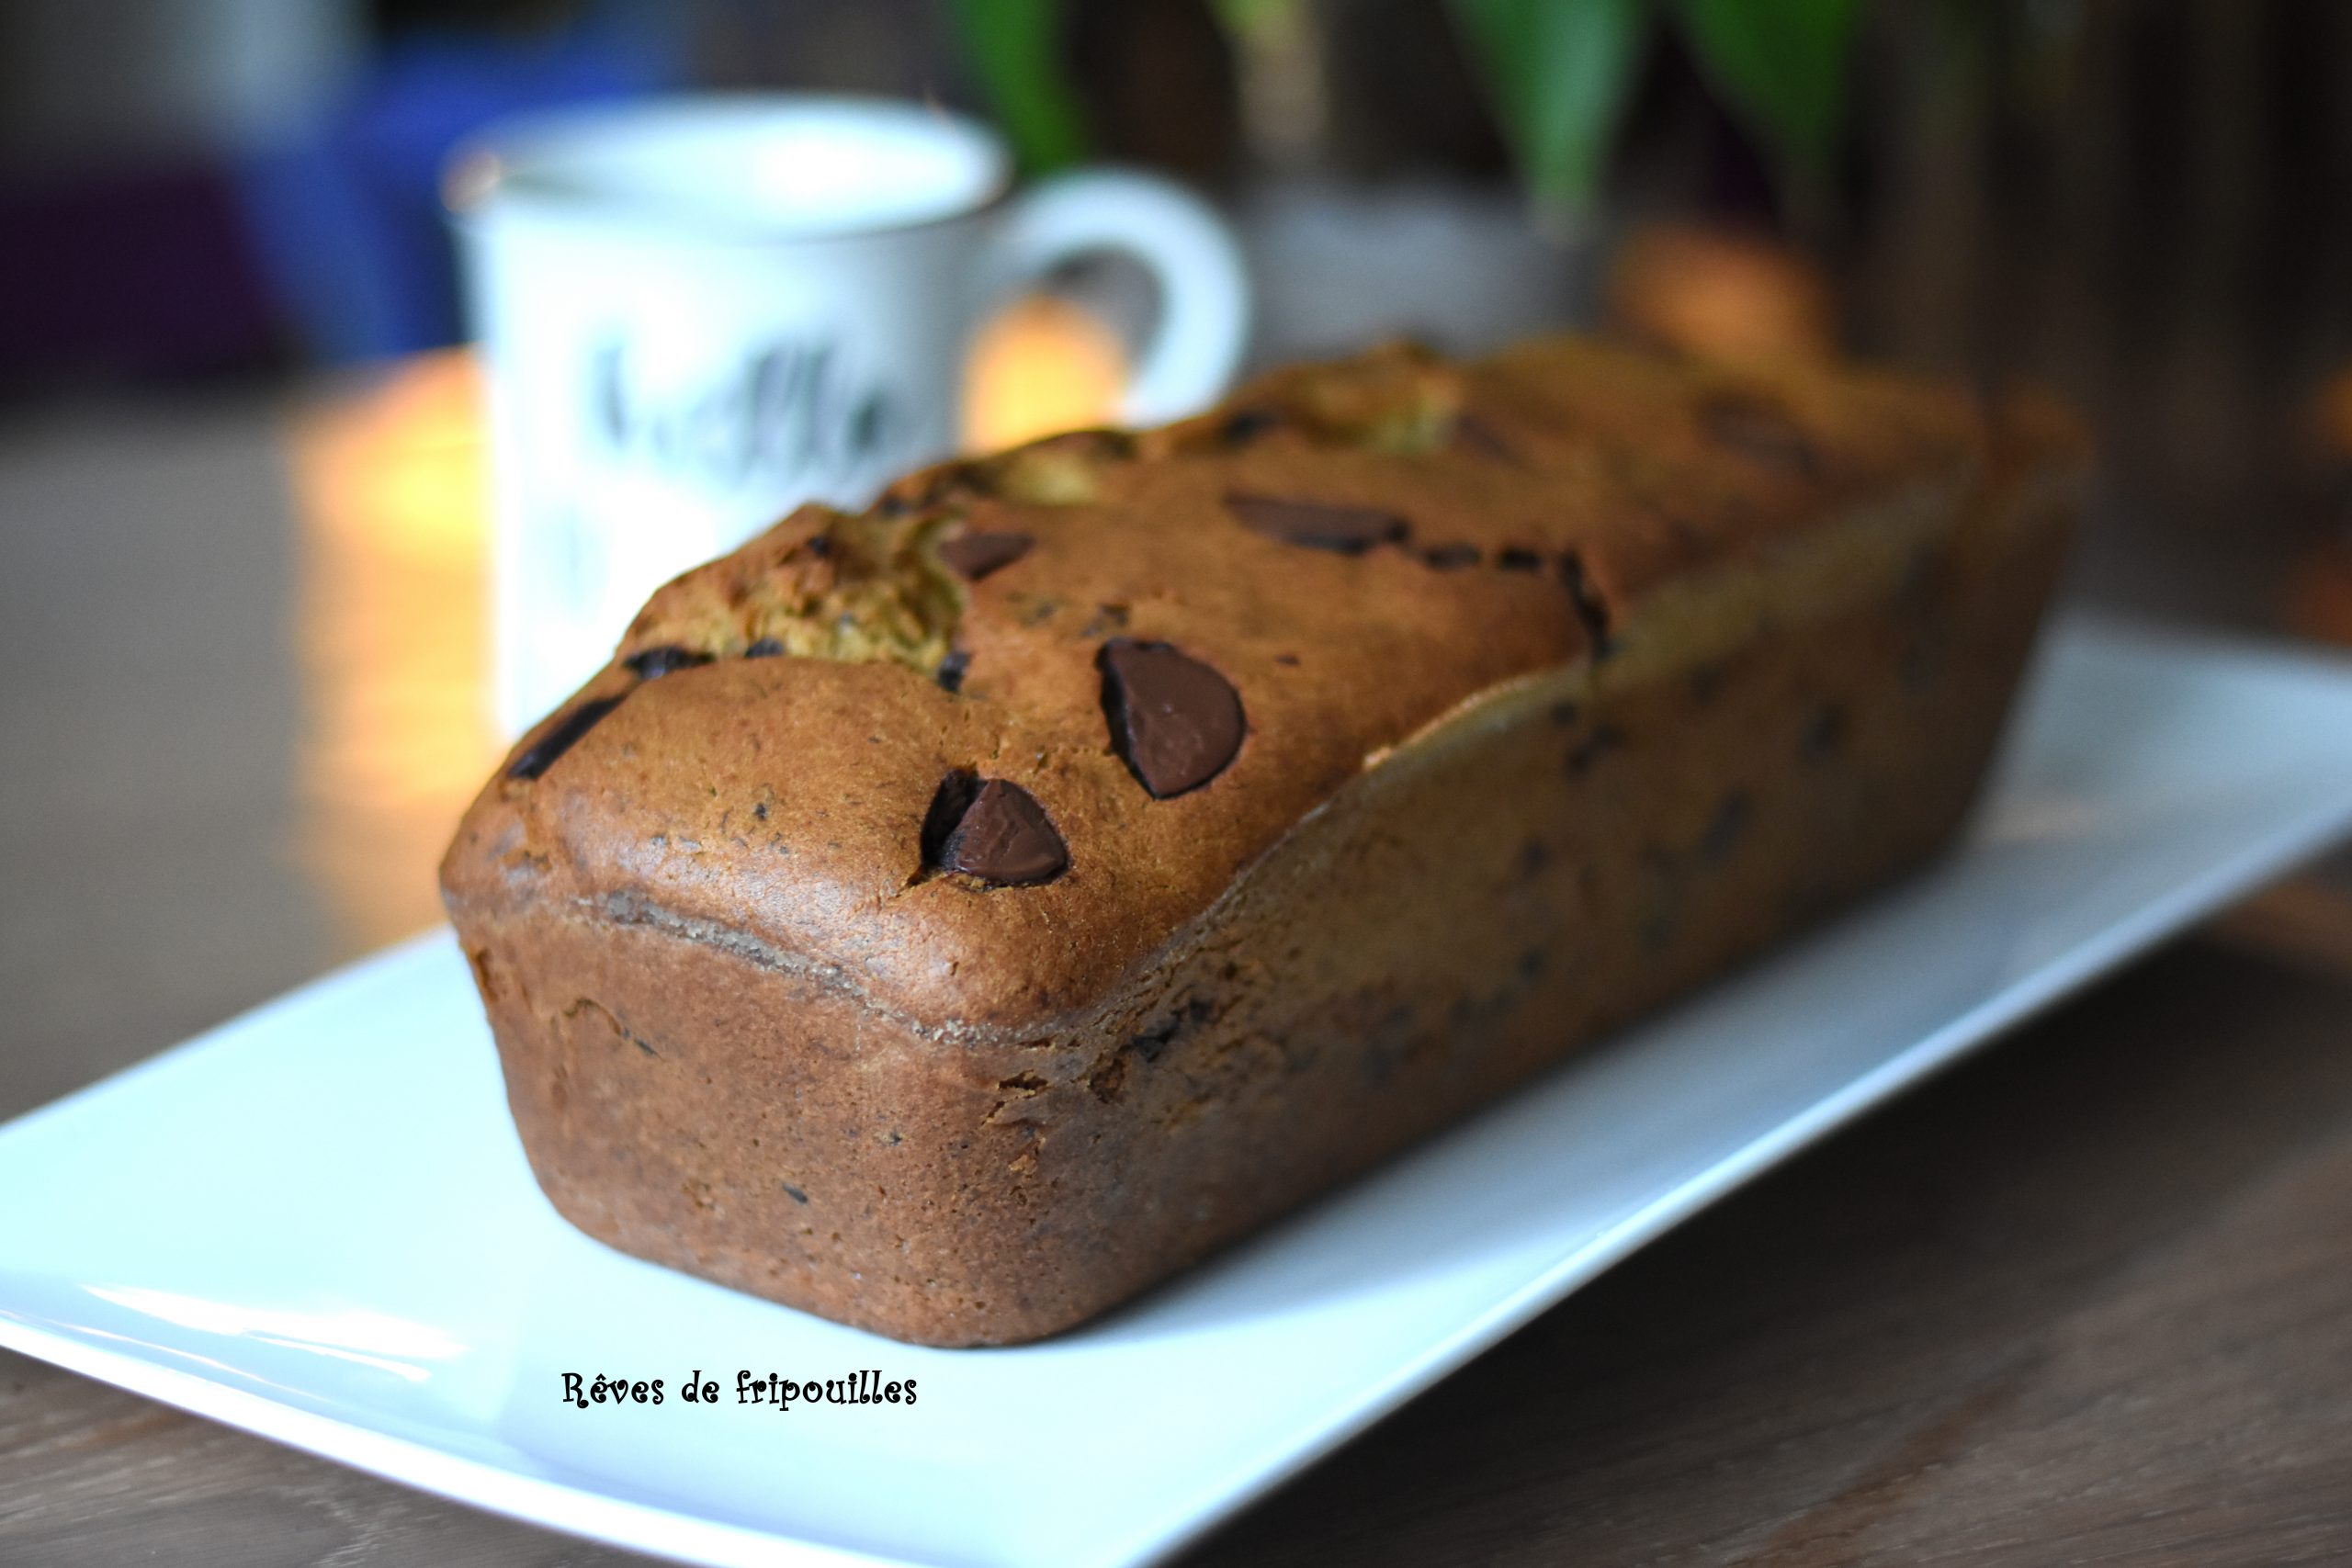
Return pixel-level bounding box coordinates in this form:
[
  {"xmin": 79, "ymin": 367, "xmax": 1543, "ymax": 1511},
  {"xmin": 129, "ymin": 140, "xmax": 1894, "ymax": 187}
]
[
  {"xmin": 922, "ymin": 774, "xmax": 1069, "ymax": 886},
  {"xmin": 1697, "ymin": 394, "xmax": 1821, "ymax": 478},
  {"xmin": 625, "ymin": 645, "xmax": 714, "ymax": 680},
  {"xmin": 938, "ymin": 531, "xmax": 1035, "ymax": 581},
  {"xmin": 506, "ymin": 694, "xmax": 625, "ymax": 781},
  {"xmin": 1451, "ymin": 411, "xmax": 1521, "ymax": 463},
  {"xmin": 1098, "ymin": 638, "xmax": 1247, "ymax": 798},
  {"xmin": 1218, "ymin": 408, "xmax": 1280, "ymax": 446},
  {"xmin": 1558, "ymin": 551, "xmax": 1615, "ymax": 656},
  {"xmin": 1224, "ymin": 493, "xmax": 1410, "ymax": 556}
]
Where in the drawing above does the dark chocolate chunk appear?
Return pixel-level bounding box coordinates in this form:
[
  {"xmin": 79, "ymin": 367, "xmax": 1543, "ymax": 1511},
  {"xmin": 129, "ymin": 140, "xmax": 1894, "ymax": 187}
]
[
  {"xmin": 625, "ymin": 645, "xmax": 713, "ymax": 680},
  {"xmin": 1496, "ymin": 547, "xmax": 1543, "ymax": 572},
  {"xmin": 1080, "ymin": 603, "xmax": 1131, "ymax": 637},
  {"xmin": 1558, "ymin": 551, "xmax": 1615, "ymax": 656},
  {"xmin": 506, "ymin": 694, "xmax": 625, "ymax": 781},
  {"xmin": 1900, "ymin": 637, "xmax": 1943, "ymax": 690},
  {"xmin": 1225, "ymin": 493, "xmax": 1410, "ymax": 556},
  {"xmin": 1126, "ymin": 997, "xmax": 1216, "ymax": 1065},
  {"xmin": 1698, "ymin": 791, "xmax": 1752, "ymax": 865},
  {"xmin": 804, "ymin": 534, "xmax": 832, "ymax": 558},
  {"xmin": 1127, "ymin": 1017, "xmax": 1181, "ymax": 1064},
  {"xmin": 1697, "ymin": 395, "xmax": 1821, "ymax": 478},
  {"xmin": 922, "ymin": 775, "xmax": 1069, "ymax": 886},
  {"xmin": 1566, "ymin": 723, "xmax": 1626, "ymax": 776},
  {"xmin": 1799, "ymin": 702, "xmax": 1849, "ymax": 759},
  {"xmin": 938, "ymin": 530, "xmax": 1034, "ymax": 581},
  {"xmin": 1420, "ymin": 543, "xmax": 1482, "ymax": 570},
  {"xmin": 1220, "ymin": 408, "xmax": 1280, "ymax": 446},
  {"xmin": 1098, "ymin": 637, "xmax": 1247, "ymax": 798},
  {"xmin": 782, "ymin": 1183, "xmax": 808, "ymax": 1204},
  {"xmin": 920, "ymin": 771, "xmax": 980, "ymax": 867},
  {"xmin": 744, "ymin": 637, "xmax": 786, "ymax": 659},
  {"xmin": 1221, "ymin": 409, "xmax": 1279, "ymax": 445},
  {"xmin": 1453, "ymin": 412, "xmax": 1522, "ymax": 463},
  {"xmin": 935, "ymin": 649, "xmax": 970, "ymax": 694}
]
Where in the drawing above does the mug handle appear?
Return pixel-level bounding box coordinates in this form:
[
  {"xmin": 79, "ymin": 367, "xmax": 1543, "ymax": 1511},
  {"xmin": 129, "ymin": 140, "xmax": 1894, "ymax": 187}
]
[{"xmin": 978, "ymin": 169, "xmax": 1251, "ymax": 425}]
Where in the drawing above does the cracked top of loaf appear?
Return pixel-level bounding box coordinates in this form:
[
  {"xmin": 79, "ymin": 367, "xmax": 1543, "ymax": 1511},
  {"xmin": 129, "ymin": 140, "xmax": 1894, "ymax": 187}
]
[{"xmin": 440, "ymin": 335, "xmax": 2008, "ymax": 1033}]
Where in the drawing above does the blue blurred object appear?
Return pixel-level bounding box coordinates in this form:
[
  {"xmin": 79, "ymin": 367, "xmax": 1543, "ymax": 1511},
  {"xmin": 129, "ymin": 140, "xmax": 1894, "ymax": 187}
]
[{"xmin": 238, "ymin": 20, "xmax": 683, "ymax": 364}]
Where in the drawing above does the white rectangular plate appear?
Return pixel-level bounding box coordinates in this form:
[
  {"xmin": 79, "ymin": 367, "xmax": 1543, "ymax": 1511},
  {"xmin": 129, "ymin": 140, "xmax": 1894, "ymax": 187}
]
[{"xmin": 7, "ymin": 618, "xmax": 2352, "ymax": 1568}]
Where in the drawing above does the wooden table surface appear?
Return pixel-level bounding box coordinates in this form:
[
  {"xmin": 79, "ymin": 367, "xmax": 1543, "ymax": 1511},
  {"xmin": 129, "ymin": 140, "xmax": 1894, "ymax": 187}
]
[{"xmin": 5, "ymin": 364, "xmax": 2350, "ymax": 1566}]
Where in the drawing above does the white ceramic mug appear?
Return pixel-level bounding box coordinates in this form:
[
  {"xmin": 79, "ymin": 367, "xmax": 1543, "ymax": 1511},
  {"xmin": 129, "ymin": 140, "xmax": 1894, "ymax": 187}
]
[{"xmin": 448, "ymin": 95, "xmax": 1250, "ymax": 734}]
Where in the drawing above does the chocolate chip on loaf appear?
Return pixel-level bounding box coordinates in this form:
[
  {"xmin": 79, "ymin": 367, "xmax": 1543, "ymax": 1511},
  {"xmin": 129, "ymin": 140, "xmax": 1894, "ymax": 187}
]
[
  {"xmin": 1698, "ymin": 790, "xmax": 1752, "ymax": 864},
  {"xmin": 1697, "ymin": 394, "xmax": 1820, "ymax": 478},
  {"xmin": 1098, "ymin": 637, "xmax": 1246, "ymax": 798},
  {"xmin": 1218, "ymin": 408, "xmax": 1280, "ymax": 446},
  {"xmin": 934, "ymin": 649, "xmax": 971, "ymax": 694},
  {"xmin": 625, "ymin": 645, "xmax": 714, "ymax": 679},
  {"xmin": 937, "ymin": 530, "xmax": 1034, "ymax": 581},
  {"xmin": 506, "ymin": 694, "xmax": 625, "ymax": 782},
  {"xmin": 1224, "ymin": 493, "xmax": 1410, "ymax": 556},
  {"xmin": 1558, "ymin": 551, "xmax": 1615, "ymax": 657},
  {"xmin": 1566, "ymin": 722, "xmax": 1626, "ymax": 776},
  {"xmin": 1419, "ymin": 543, "xmax": 1482, "ymax": 570},
  {"xmin": 1799, "ymin": 702, "xmax": 1849, "ymax": 758},
  {"xmin": 921, "ymin": 771, "xmax": 1069, "ymax": 886},
  {"xmin": 1080, "ymin": 603, "xmax": 1132, "ymax": 637},
  {"xmin": 1451, "ymin": 412, "xmax": 1521, "ymax": 463}
]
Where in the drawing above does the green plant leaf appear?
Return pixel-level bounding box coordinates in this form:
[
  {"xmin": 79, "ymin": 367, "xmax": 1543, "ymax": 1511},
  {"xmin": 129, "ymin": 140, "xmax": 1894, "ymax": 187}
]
[
  {"xmin": 944, "ymin": 0, "xmax": 1090, "ymax": 174},
  {"xmin": 1210, "ymin": 0, "xmax": 1306, "ymax": 44},
  {"xmin": 1449, "ymin": 0, "xmax": 1650, "ymax": 224},
  {"xmin": 1674, "ymin": 0, "xmax": 1860, "ymax": 180}
]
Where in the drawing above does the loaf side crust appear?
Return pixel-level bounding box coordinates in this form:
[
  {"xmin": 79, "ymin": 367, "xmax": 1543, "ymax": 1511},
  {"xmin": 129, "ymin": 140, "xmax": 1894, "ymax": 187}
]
[{"xmin": 447, "ymin": 384, "xmax": 2083, "ymax": 1344}]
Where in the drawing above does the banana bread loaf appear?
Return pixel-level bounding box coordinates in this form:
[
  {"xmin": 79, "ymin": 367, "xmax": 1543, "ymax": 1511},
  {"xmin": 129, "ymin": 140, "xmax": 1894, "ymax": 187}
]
[{"xmin": 441, "ymin": 334, "xmax": 2087, "ymax": 1347}]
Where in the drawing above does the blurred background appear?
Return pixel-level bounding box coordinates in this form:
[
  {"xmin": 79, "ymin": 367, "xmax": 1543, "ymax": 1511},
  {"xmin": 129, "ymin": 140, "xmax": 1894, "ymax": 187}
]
[{"xmin": 9, "ymin": 0, "xmax": 2352, "ymax": 1108}]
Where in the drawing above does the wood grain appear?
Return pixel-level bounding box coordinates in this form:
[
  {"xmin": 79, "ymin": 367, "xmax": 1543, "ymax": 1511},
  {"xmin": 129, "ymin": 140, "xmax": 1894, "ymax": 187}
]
[
  {"xmin": 0, "ymin": 1350, "xmax": 654, "ymax": 1567},
  {"xmin": 1182, "ymin": 936, "xmax": 2352, "ymax": 1567}
]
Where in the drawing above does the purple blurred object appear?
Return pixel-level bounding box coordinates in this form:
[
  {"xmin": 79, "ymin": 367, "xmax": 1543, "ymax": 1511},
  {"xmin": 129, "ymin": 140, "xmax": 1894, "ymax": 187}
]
[
  {"xmin": 236, "ymin": 24, "xmax": 682, "ymax": 364},
  {"xmin": 0, "ymin": 166, "xmax": 285, "ymax": 384},
  {"xmin": 0, "ymin": 18, "xmax": 680, "ymax": 388}
]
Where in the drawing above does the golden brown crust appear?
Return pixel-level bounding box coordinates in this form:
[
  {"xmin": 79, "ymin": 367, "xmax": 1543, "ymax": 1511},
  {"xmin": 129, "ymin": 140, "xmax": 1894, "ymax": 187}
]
[
  {"xmin": 441, "ymin": 335, "xmax": 1995, "ymax": 1032},
  {"xmin": 440, "ymin": 333, "xmax": 2086, "ymax": 1345}
]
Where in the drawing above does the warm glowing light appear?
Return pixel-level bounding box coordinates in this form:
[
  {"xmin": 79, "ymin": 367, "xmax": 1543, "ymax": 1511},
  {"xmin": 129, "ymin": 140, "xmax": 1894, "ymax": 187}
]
[
  {"xmin": 961, "ymin": 294, "xmax": 1128, "ymax": 451},
  {"xmin": 1607, "ymin": 222, "xmax": 1838, "ymax": 362},
  {"xmin": 287, "ymin": 349, "xmax": 500, "ymax": 953}
]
